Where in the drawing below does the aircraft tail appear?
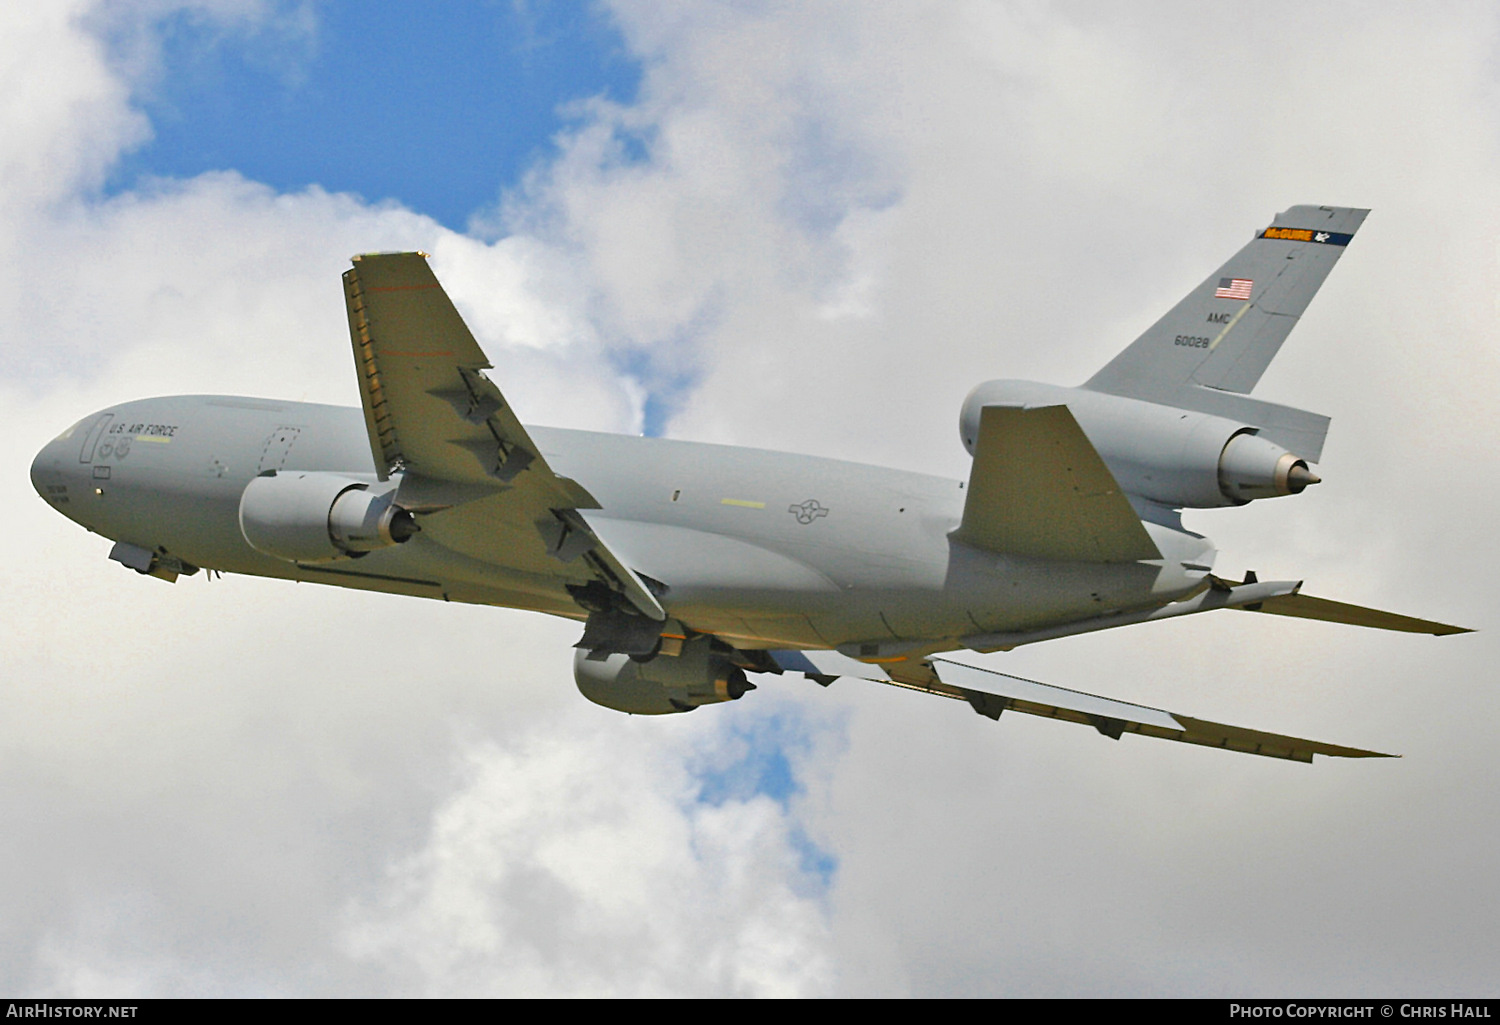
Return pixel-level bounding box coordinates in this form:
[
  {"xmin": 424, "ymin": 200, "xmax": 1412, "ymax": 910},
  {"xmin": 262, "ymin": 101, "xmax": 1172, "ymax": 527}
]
[{"xmin": 1083, "ymin": 205, "xmax": 1368, "ymax": 461}]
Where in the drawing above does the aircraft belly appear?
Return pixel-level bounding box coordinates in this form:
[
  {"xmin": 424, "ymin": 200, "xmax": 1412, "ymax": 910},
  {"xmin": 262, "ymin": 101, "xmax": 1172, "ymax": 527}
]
[
  {"xmin": 85, "ymin": 464, "xmax": 567, "ymax": 610},
  {"xmin": 951, "ymin": 547, "xmax": 1170, "ymax": 635},
  {"xmin": 587, "ymin": 518, "xmax": 842, "ymax": 609},
  {"xmin": 734, "ymin": 615, "xmax": 831, "ymax": 648}
]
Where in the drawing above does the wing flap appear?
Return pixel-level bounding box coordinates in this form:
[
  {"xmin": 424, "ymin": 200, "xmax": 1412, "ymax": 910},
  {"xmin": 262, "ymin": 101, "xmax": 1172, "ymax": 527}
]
[
  {"xmin": 952, "ymin": 404, "xmax": 1160, "ymax": 563},
  {"xmin": 767, "ymin": 650, "xmax": 1392, "ymax": 762}
]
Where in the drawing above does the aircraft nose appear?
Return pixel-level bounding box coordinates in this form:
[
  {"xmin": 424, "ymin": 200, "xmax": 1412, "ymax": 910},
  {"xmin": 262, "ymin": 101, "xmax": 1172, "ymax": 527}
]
[
  {"xmin": 33, "ymin": 437, "xmax": 66, "ymax": 498},
  {"xmin": 31, "ymin": 419, "xmax": 90, "ymax": 510}
]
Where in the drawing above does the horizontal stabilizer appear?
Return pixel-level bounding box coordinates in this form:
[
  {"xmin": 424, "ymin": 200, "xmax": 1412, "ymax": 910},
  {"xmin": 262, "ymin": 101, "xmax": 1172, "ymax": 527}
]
[
  {"xmin": 952, "ymin": 405, "xmax": 1160, "ymax": 563},
  {"xmin": 767, "ymin": 650, "xmax": 1392, "ymax": 762},
  {"xmin": 1244, "ymin": 592, "xmax": 1471, "ymax": 635}
]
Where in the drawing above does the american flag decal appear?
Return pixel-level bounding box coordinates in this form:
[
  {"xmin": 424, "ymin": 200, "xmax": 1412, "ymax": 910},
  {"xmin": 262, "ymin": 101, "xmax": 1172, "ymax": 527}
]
[{"xmin": 1214, "ymin": 277, "xmax": 1253, "ymax": 300}]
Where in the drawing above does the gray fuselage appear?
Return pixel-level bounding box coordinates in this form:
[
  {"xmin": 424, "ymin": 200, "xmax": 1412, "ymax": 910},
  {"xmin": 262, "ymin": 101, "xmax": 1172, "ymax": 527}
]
[{"xmin": 31, "ymin": 395, "xmax": 1216, "ymax": 652}]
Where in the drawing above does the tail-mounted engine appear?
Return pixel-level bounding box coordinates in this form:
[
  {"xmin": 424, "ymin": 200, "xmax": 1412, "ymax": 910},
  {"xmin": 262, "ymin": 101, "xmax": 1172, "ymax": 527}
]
[
  {"xmin": 960, "ymin": 380, "xmax": 1320, "ymax": 508},
  {"xmin": 574, "ymin": 634, "xmax": 756, "ymax": 715},
  {"xmin": 239, "ymin": 471, "xmax": 418, "ymax": 562}
]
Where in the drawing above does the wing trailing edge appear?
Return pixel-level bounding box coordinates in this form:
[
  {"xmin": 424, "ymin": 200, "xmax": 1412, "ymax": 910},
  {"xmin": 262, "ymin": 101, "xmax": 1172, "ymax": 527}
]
[{"xmin": 767, "ymin": 650, "xmax": 1393, "ymax": 762}]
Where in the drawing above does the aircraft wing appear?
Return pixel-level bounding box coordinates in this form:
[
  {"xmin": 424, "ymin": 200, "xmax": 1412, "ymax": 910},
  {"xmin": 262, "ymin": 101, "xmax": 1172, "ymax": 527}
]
[
  {"xmin": 1214, "ymin": 577, "xmax": 1471, "ymax": 635},
  {"xmin": 952, "ymin": 404, "xmax": 1160, "ymax": 563},
  {"xmin": 768, "ymin": 650, "xmax": 1391, "ymax": 762},
  {"xmin": 342, "ymin": 252, "xmax": 665, "ymax": 620},
  {"xmin": 1244, "ymin": 593, "xmax": 1470, "ymax": 634}
]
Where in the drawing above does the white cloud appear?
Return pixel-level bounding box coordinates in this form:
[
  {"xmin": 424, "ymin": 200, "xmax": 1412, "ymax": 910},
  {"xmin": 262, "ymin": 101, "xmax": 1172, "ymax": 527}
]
[
  {"xmin": 339, "ymin": 720, "xmax": 835, "ymax": 997},
  {"xmin": 0, "ymin": 3, "xmax": 141, "ymax": 215}
]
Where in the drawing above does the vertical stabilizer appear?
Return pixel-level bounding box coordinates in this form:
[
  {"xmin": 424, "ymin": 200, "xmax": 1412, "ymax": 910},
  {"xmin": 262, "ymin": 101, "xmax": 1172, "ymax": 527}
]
[{"xmin": 1084, "ymin": 206, "xmax": 1366, "ymax": 453}]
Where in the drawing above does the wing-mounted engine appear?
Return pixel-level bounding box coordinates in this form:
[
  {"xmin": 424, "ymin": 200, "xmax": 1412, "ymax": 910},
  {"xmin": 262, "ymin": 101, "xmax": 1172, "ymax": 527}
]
[
  {"xmin": 960, "ymin": 381, "xmax": 1321, "ymax": 509},
  {"xmin": 574, "ymin": 634, "xmax": 756, "ymax": 715},
  {"xmin": 238, "ymin": 470, "xmax": 418, "ymax": 562}
]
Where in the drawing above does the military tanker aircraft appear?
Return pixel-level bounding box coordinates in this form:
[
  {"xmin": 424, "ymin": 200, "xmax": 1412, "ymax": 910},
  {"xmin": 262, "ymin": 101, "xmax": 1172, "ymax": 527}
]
[{"xmin": 30, "ymin": 205, "xmax": 1468, "ymax": 761}]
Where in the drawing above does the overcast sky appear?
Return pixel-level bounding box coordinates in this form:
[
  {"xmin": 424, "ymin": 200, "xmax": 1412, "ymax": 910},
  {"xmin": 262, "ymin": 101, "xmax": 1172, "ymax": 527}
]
[{"xmin": 3, "ymin": 0, "xmax": 1497, "ymax": 997}]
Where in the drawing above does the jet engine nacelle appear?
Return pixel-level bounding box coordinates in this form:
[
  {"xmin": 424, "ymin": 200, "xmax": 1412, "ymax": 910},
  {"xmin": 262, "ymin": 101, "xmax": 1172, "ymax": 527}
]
[
  {"xmin": 573, "ymin": 636, "xmax": 755, "ymax": 715},
  {"xmin": 960, "ymin": 380, "xmax": 1319, "ymax": 508},
  {"xmin": 239, "ymin": 471, "xmax": 418, "ymax": 562}
]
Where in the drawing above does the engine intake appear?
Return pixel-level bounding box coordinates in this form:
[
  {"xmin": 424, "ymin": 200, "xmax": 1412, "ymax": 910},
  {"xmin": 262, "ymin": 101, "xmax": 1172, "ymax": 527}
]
[{"xmin": 239, "ymin": 471, "xmax": 417, "ymax": 562}]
